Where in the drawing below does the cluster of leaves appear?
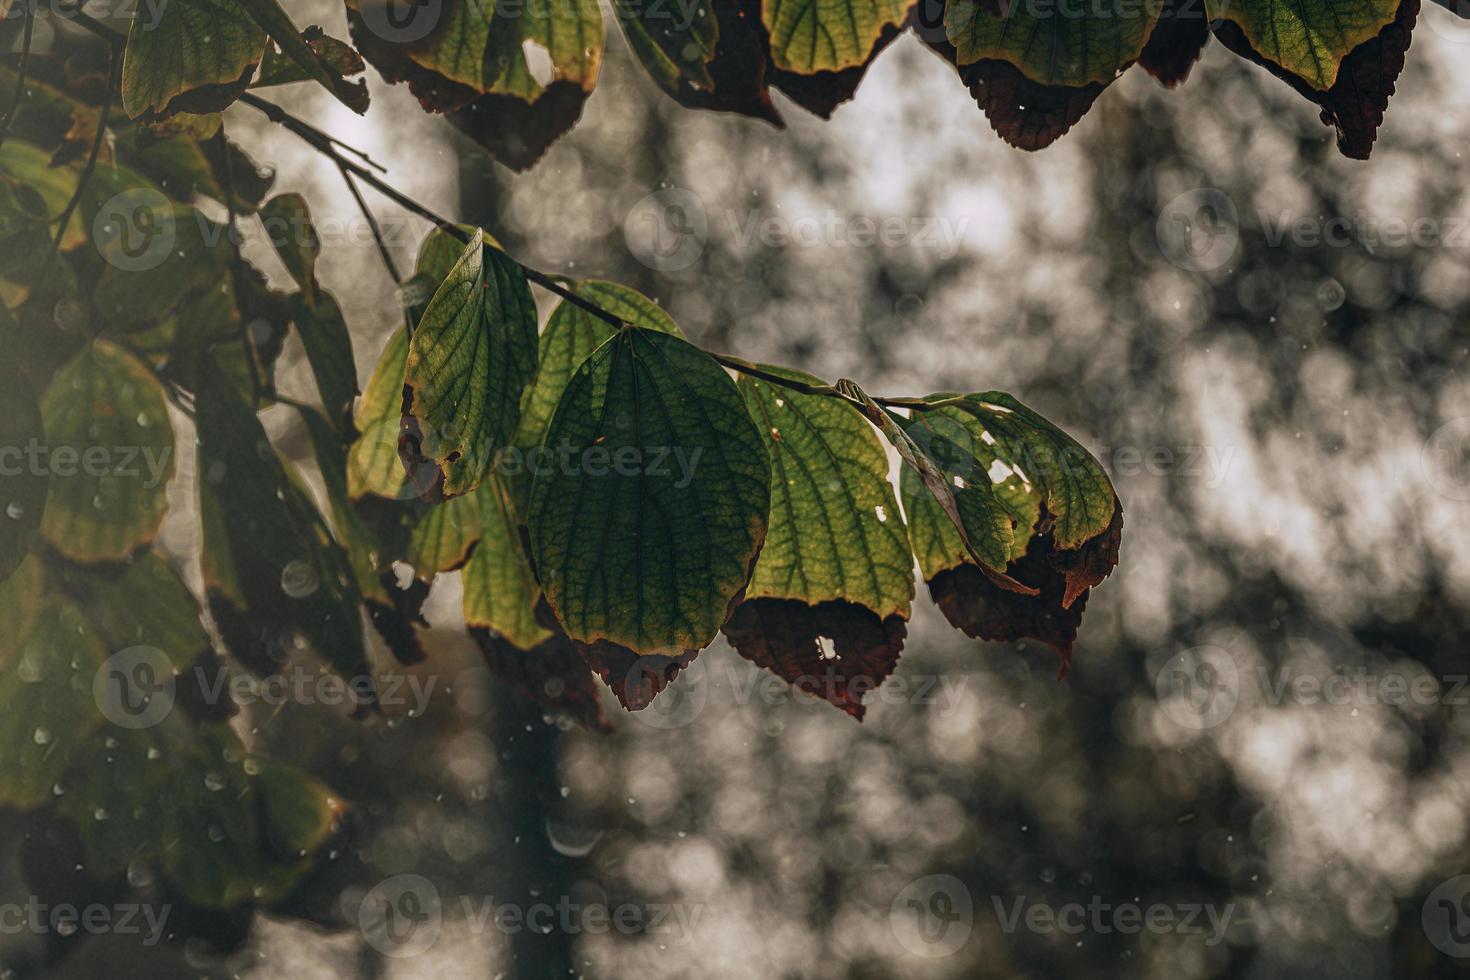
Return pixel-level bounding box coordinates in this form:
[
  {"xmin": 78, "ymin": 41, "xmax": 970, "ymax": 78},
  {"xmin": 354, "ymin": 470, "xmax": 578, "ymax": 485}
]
[
  {"xmin": 338, "ymin": 0, "xmax": 1454, "ymax": 162},
  {"xmin": 0, "ymin": 31, "xmax": 359, "ymax": 928},
  {"xmin": 0, "ymin": 0, "xmax": 1125, "ymax": 932},
  {"xmin": 70, "ymin": 0, "xmax": 1455, "ymax": 174}
]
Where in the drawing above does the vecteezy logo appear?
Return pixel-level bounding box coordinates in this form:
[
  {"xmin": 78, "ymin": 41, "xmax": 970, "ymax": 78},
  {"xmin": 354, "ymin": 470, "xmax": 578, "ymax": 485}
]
[
  {"xmin": 92, "ymin": 188, "xmax": 175, "ymax": 273},
  {"xmin": 1422, "ymin": 417, "xmax": 1470, "ymax": 502},
  {"xmin": 890, "ymin": 874, "xmax": 974, "ymax": 958},
  {"xmin": 93, "ymin": 646, "xmax": 176, "ymax": 730},
  {"xmin": 356, "ymin": 0, "xmax": 444, "ymax": 43},
  {"xmin": 630, "ymin": 655, "xmax": 708, "ymax": 731},
  {"xmin": 1155, "ymin": 646, "xmax": 1240, "ymax": 730},
  {"xmin": 359, "ymin": 874, "xmax": 443, "ymax": 958},
  {"xmin": 1156, "ymin": 188, "xmax": 1240, "ymax": 273},
  {"xmin": 623, "ymin": 187, "xmax": 707, "ymax": 272},
  {"xmin": 1423, "ymin": 876, "xmax": 1470, "ymax": 957}
]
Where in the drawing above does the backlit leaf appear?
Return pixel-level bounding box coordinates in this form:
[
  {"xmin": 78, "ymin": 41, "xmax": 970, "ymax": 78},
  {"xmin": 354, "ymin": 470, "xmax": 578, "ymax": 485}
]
[
  {"xmin": 404, "ymin": 230, "xmax": 539, "ymax": 498},
  {"xmin": 529, "ymin": 328, "xmax": 770, "ymax": 654},
  {"xmin": 721, "ymin": 368, "xmax": 914, "ymax": 718},
  {"xmin": 945, "ymin": 0, "xmax": 1163, "ymax": 87},
  {"xmin": 463, "ymin": 476, "xmax": 552, "ymax": 650},
  {"xmin": 349, "ymin": 326, "xmax": 413, "ymax": 500},
  {"xmin": 121, "ymin": 0, "xmax": 268, "ymax": 120},
  {"xmin": 764, "ymin": 0, "xmax": 908, "ymax": 72},
  {"xmin": 1205, "ymin": 0, "xmax": 1401, "ymax": 90}
]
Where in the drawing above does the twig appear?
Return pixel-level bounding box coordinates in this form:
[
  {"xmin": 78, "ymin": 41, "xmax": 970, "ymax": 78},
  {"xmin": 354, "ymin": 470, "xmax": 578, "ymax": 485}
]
[
  {"xmin": 336, "ymin": 161, "xmax": 401, "ymax": 284},
  {"xmin": 61, "ymin": 7, "xmax": 939, "ymax": 413},
  {"xmin": 45, "ymin": 41, "xmax": 116, "ymax": 270}
]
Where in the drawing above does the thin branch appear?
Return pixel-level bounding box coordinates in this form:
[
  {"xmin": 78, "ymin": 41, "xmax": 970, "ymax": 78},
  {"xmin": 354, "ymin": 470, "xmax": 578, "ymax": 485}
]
[
  {"xmin": 0, "ymin": 1, "xmax": 36, "ymax": 153},
  {"xmin": 45, "ymin": 41, "xmax": 116, "ymax": 270},
  {"xmin": 60, "ymin": 7, "xmax": 936, "ymax": 414},
  {"xmin": 337, "ymin": 161, "xmax": 402, "ymax": 284}
]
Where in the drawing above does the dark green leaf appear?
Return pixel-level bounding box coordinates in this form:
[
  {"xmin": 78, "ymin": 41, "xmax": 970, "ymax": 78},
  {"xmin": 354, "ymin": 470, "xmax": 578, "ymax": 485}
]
[
  {"xmin": 529, "ymin": 328, "xmax": 770, "ymax": 653},
  {"xmin": 0, "ymin": 602, "xmax": 107, "ymax": 808},
  {"xmin": 195, "ymin": 353, "xmax": 370, "ymax": 684},
  {"xmin": 39, "ymin": 342, "xmax": 175, "ymax": 564}
]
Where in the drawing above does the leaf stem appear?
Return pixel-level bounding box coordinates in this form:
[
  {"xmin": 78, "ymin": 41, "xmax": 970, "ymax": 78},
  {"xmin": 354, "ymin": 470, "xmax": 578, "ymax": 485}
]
[{"xmin": 44, "ymin": 37, "xmax": 115, "ymax": 274}]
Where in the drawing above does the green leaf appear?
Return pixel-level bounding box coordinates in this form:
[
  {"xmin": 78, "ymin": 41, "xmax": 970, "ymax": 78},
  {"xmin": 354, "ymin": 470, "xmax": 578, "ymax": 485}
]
[
  {"xmin": 0, "ymin": 602, "xmax": 107, "ymax": 808},
  {"xmin": 53, "ymin": 552, "xmax": 210, "ymax": 668},
  {"xmin": 764, "ymin": 0, "xmax": 908, "ymax": 73},
  {"xmin": 737, "ymin": 368, "xmax": 912, "ymax": 617},
  {"xmin": 514, "ymin": 280, "xmax": 682, "ymax": 483},
  {"xmin": 416, "ymin": 224, "xmax": 486, "ymax": 287},
  {"xmin": 528, "ymin": 328, "xmax": 770, "ymax": 653},
  {"xmin": 121, "ymin": 0, "xmax": 268, "ymax": 119},
  {"xmin": 0, "ymin": 555, "xmax": 44, "ymax": 667},
  {"xmin": 404, "ymin": 230, "xmax": 539, "ymax": 497},
  {"xmin": 955, "ymin": 392, "xmax": 1116, "ymax": 550},
  {"xmin": 721, "ymin": 367, "xmax": 914, "ymax": 719},
  {"xmin": 463, "ymin": 477, "xmax": 551, "ymax": 650},
  {"xmin": 835, "ymin": 379, "xmax": 1024, "ymax": 586},
  {"xmin": 259, "ymin": 193, "xmax": 320, "ymax": 301},
  {"xmin": 296, "ymin": 403, "xmax": 428, "ymax": 665},
  {"xmin": 288, "ymin": 291, "xmax": 359, "ymax": 426},
  {"xmin": 233, "ymin": 2, "xmax": 371, "ymax": 111},
  {"xmin": 893, "ymin": 392, "xmax": 1123, "ymax": 671},
  {"xmin": 399, "ymin": 0, "xmax": 602, "ymax": 98},
  {"xmin": 93, "ymin": 203, "xmax": 229, "ymax": 330},
  {"xmin": 0, "ymin": 359, "xmax": 48, "ymax": 582},
  {"xmin": 348, "ymin": 326, "xmax": 412, "ymax": 500},
  {"xmin": 945, "ymin": 0, "xmax": 1163, "ymax": 87},
  {"xmin": 615, "ymin": 0, "xmax": 718, "ymax": 93},
  {"xmin": 39, "ymin": 342, "xmax": 175, "ymax": 564},
  {"xmin": 61, "ymin": 723, "xmax": 343, "ymax": 905},
  {"xmin": 346, "ymin": 0, "xmax": 604, "ymax": 167},
  {"xmin": 195, "ymin": 353, "xmax": 370, "ymax": 683},
  {"xmin": 405, "ymin": 491, "xmax": 481, "ymax": 575},
  {"xmin": 1205, "ymin": 0, "xmax": 1400, "ymax": 90}
]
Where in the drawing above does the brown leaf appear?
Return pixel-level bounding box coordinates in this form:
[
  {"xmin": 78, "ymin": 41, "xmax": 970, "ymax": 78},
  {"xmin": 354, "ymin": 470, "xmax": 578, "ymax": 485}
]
[
  {"xmin": 576, "ymin": 640, "xmax": 701, "ymax": 712},
  {"xmin": 669, "ymin": 0, "xmax": 784, "ymax": 125},
  {"xmin": 928, "ymin": 500, "xmax": 1121, "ymax": 676},
  {"xmin": 917, "ymin": 33, "xmax": 1106, "ymax": 151},
  {"xmin": 722, "ymin": 598, "xmax": 906, "ymax": 720},
  {"xmin": 470, "ymin": 621, "xmax": 610, "ymax": 734},
  {"xmin": 443, "ymin": 82, "xmax": 593, "ymax": 172},
  {"xmin": 1211, "ymin": 0, "xmax": 1419, "ymax": 159},
  {"xmin": 768, "ymin": 18, "xmax": 908, "ymax": 119},
  {"xmin": 1139, "ymin": 0, "xmax": 1212, "ymax": 88}
]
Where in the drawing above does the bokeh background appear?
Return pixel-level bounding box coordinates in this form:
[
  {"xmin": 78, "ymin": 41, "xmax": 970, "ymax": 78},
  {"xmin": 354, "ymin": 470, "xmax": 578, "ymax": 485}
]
[{"xmin": 5, "ymin": 1, "xmax": 1470, "ymax": 977}]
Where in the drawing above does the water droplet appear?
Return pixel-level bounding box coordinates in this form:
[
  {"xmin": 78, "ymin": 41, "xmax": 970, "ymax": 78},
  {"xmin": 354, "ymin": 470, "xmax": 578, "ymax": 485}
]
[
  {"xmin": 280, "ymin": 559, "xmax": 319, "ymax": 598},
  {"xmin": 33, "ymin": 727, "xmax": 51, "ymax": 746},
  {"xmin": 204, "ymin": 771, "xmax": 226, "ymax": 792},
  {"xmin": 5, "ymin": 502, "xmax": 22, "ymax": 520}
]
